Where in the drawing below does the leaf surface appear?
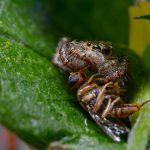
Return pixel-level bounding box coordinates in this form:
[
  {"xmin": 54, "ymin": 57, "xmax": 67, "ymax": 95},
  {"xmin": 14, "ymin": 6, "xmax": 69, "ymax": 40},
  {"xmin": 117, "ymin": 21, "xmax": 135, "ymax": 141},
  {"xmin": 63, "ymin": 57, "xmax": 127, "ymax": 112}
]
[{"xmin": 0, "ymin": 0, "xmax": 148, "ymax": 150}]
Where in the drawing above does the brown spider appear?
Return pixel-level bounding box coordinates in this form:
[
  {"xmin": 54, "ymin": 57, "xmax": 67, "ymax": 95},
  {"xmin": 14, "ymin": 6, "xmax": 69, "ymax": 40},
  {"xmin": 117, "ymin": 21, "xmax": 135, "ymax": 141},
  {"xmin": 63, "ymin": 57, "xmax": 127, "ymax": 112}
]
[
  {"xmin": 53, "ymin": 37, "xmax": 128, "ymax": 82},
  {"xmin": 68, "ymin": 71, "xmax": 150, "ymax": 142}
]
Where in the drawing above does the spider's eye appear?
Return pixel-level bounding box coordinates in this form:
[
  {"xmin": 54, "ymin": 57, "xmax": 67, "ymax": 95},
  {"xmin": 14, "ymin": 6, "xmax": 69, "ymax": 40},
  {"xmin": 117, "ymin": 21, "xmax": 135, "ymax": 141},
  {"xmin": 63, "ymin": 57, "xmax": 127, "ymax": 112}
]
[
  {"xmin": 87, "ymin": 42, "xmax": 91, "ymax": 47},
  {"xmin": 101, "ymin": 48, "xmax": 111, "ymax": 55},
  {"xmin": 93, "ymin": 44, "xmax": 100, "ymax": 49}
]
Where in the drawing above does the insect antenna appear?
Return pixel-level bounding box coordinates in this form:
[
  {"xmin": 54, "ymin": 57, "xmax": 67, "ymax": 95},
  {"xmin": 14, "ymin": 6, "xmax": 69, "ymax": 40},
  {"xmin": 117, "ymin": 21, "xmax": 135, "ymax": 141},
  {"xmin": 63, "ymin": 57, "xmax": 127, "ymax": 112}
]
[{"xmin": 140, "ymin": 99, "xmax": 150, "ymax": 107}]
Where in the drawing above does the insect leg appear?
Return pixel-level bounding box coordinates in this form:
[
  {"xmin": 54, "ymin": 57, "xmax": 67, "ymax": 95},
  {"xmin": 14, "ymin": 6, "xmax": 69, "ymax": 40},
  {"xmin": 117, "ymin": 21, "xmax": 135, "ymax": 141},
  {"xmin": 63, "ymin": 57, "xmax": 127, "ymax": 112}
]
[
  {"xmin": 104, "ymin": 82, "xmax": 126, "ymax": 94},
  {"xmin": 101, "ymin": 97, "xmax": 120, "ymax": 118},
  {"xmin": 87, "ymin": 73, "xmax": 101, "ymax": 83},
  {"xmin": 101, "ymin": 98, "xmax": 112, "ymax": 118},
  {"xmin": 113, "ymin": 82, "xmax": 127, "ymax": 93},
  {"xmin": 93, "ymin": 82, "xmax": 113, "ymax": 112}
]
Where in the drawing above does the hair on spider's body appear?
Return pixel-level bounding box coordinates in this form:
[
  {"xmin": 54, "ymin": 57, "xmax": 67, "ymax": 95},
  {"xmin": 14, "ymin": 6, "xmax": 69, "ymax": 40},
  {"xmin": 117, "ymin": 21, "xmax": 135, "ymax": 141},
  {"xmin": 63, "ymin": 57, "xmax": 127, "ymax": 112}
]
[
  {"xmin": 53, "ymin": 37, "xmax": 128, "ymax": 83},
  {"xmin": 68, "ymin": 71, "xmax": 150, "ymax": 142}
]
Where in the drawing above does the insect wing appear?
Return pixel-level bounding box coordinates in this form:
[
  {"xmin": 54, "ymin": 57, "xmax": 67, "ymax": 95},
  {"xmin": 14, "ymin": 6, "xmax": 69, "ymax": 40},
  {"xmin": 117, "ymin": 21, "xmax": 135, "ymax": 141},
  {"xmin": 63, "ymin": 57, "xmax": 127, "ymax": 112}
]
[{"xmin": 88, "ymin": 109, "xmax": 130, "ymax": 142}]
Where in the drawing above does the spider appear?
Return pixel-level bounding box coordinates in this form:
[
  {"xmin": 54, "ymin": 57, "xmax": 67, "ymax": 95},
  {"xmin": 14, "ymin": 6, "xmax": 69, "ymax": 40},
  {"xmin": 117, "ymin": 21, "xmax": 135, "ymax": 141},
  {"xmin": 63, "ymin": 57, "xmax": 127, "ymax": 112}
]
[{"xmin": 53, "ymin": 37, "xmax": 128, "ymax": 83}]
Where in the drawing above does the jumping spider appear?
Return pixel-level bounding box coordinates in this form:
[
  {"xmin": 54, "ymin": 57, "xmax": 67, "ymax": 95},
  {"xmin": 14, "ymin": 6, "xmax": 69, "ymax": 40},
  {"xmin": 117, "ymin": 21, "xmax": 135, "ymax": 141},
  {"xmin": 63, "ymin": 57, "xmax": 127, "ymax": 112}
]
[{"xmin": 53, "ymin": 37, "xmax": 128, "ymax": 83}]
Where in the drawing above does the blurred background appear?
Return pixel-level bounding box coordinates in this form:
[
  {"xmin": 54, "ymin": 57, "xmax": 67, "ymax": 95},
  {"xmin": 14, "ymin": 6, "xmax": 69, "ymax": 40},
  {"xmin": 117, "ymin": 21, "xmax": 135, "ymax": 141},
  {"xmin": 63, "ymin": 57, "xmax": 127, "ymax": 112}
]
[
  {"xmin": 0, "ymin": 0, "xmax": 150, "ymax": 149},
  {"xmin": 47, "ymin": 0, "xmax": 131, "ymax": 45},
  {"xmin": 0, "ymin": 126, "xmax": 29, "ymax": 150}
]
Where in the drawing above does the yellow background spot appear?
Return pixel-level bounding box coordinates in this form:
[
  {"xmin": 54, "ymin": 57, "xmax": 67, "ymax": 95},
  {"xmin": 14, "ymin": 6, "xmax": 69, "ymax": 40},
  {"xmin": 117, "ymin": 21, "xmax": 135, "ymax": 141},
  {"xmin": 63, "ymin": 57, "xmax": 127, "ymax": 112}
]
[{"xmin": 129, "ymin": 2, "xmax": 150, "ymax": 56}]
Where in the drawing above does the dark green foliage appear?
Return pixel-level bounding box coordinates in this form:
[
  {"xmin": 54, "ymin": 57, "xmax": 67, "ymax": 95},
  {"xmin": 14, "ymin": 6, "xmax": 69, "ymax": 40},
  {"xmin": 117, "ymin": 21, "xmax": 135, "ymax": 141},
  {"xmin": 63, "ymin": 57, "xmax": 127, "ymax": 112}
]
[{"xmin": 134, "ymin": 15, "xmax": 150, "ymax": 20}]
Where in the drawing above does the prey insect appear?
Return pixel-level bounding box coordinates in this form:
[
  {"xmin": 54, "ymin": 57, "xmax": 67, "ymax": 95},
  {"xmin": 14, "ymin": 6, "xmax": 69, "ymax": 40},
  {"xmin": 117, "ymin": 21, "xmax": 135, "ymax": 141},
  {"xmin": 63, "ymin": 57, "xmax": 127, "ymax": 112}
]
[{"xmin": 68, "ymin": 71, "xmax": 150, "ymax": 142}]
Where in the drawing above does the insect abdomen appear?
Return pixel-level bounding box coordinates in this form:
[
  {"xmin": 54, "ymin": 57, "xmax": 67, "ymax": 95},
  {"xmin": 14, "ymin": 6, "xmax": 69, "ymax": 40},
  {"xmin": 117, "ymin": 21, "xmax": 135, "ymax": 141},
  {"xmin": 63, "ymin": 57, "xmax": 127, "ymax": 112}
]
[{"xmin": 110, "ymin": 104, "xmax": 141, "ymax": 118}]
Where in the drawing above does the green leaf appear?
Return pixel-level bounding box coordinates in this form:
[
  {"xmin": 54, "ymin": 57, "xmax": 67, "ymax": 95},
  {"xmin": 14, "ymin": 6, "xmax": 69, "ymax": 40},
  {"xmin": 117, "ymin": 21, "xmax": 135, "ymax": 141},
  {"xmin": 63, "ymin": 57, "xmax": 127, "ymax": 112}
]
[
  {"xmin": 0, "ymin": 0, "xmax": 55, "ymax": 58},
  {"xmin": 127, "ymin": 82, "xmax": 150, "ymax": 150},
  {"xmin": 126, "ymin": 46, "xmax": 150, "ymax": 150},
  {"xmin": 0, "ymin": 0, "xmax": 147, "ymax": 150},
  {"xmin": 0, "ymin": 31, "xmax": 128, "ymax": 150},
  {"xmin": 134, "ymin": 15, "xmax": 150, "ymax": 20},
  {"xmin": 127, "ymin": 2, "xmax": 150, "ymax": 150},
  {"xmin": 0, "ymin": 0, "xmax": 131, "ymax": 149}
]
